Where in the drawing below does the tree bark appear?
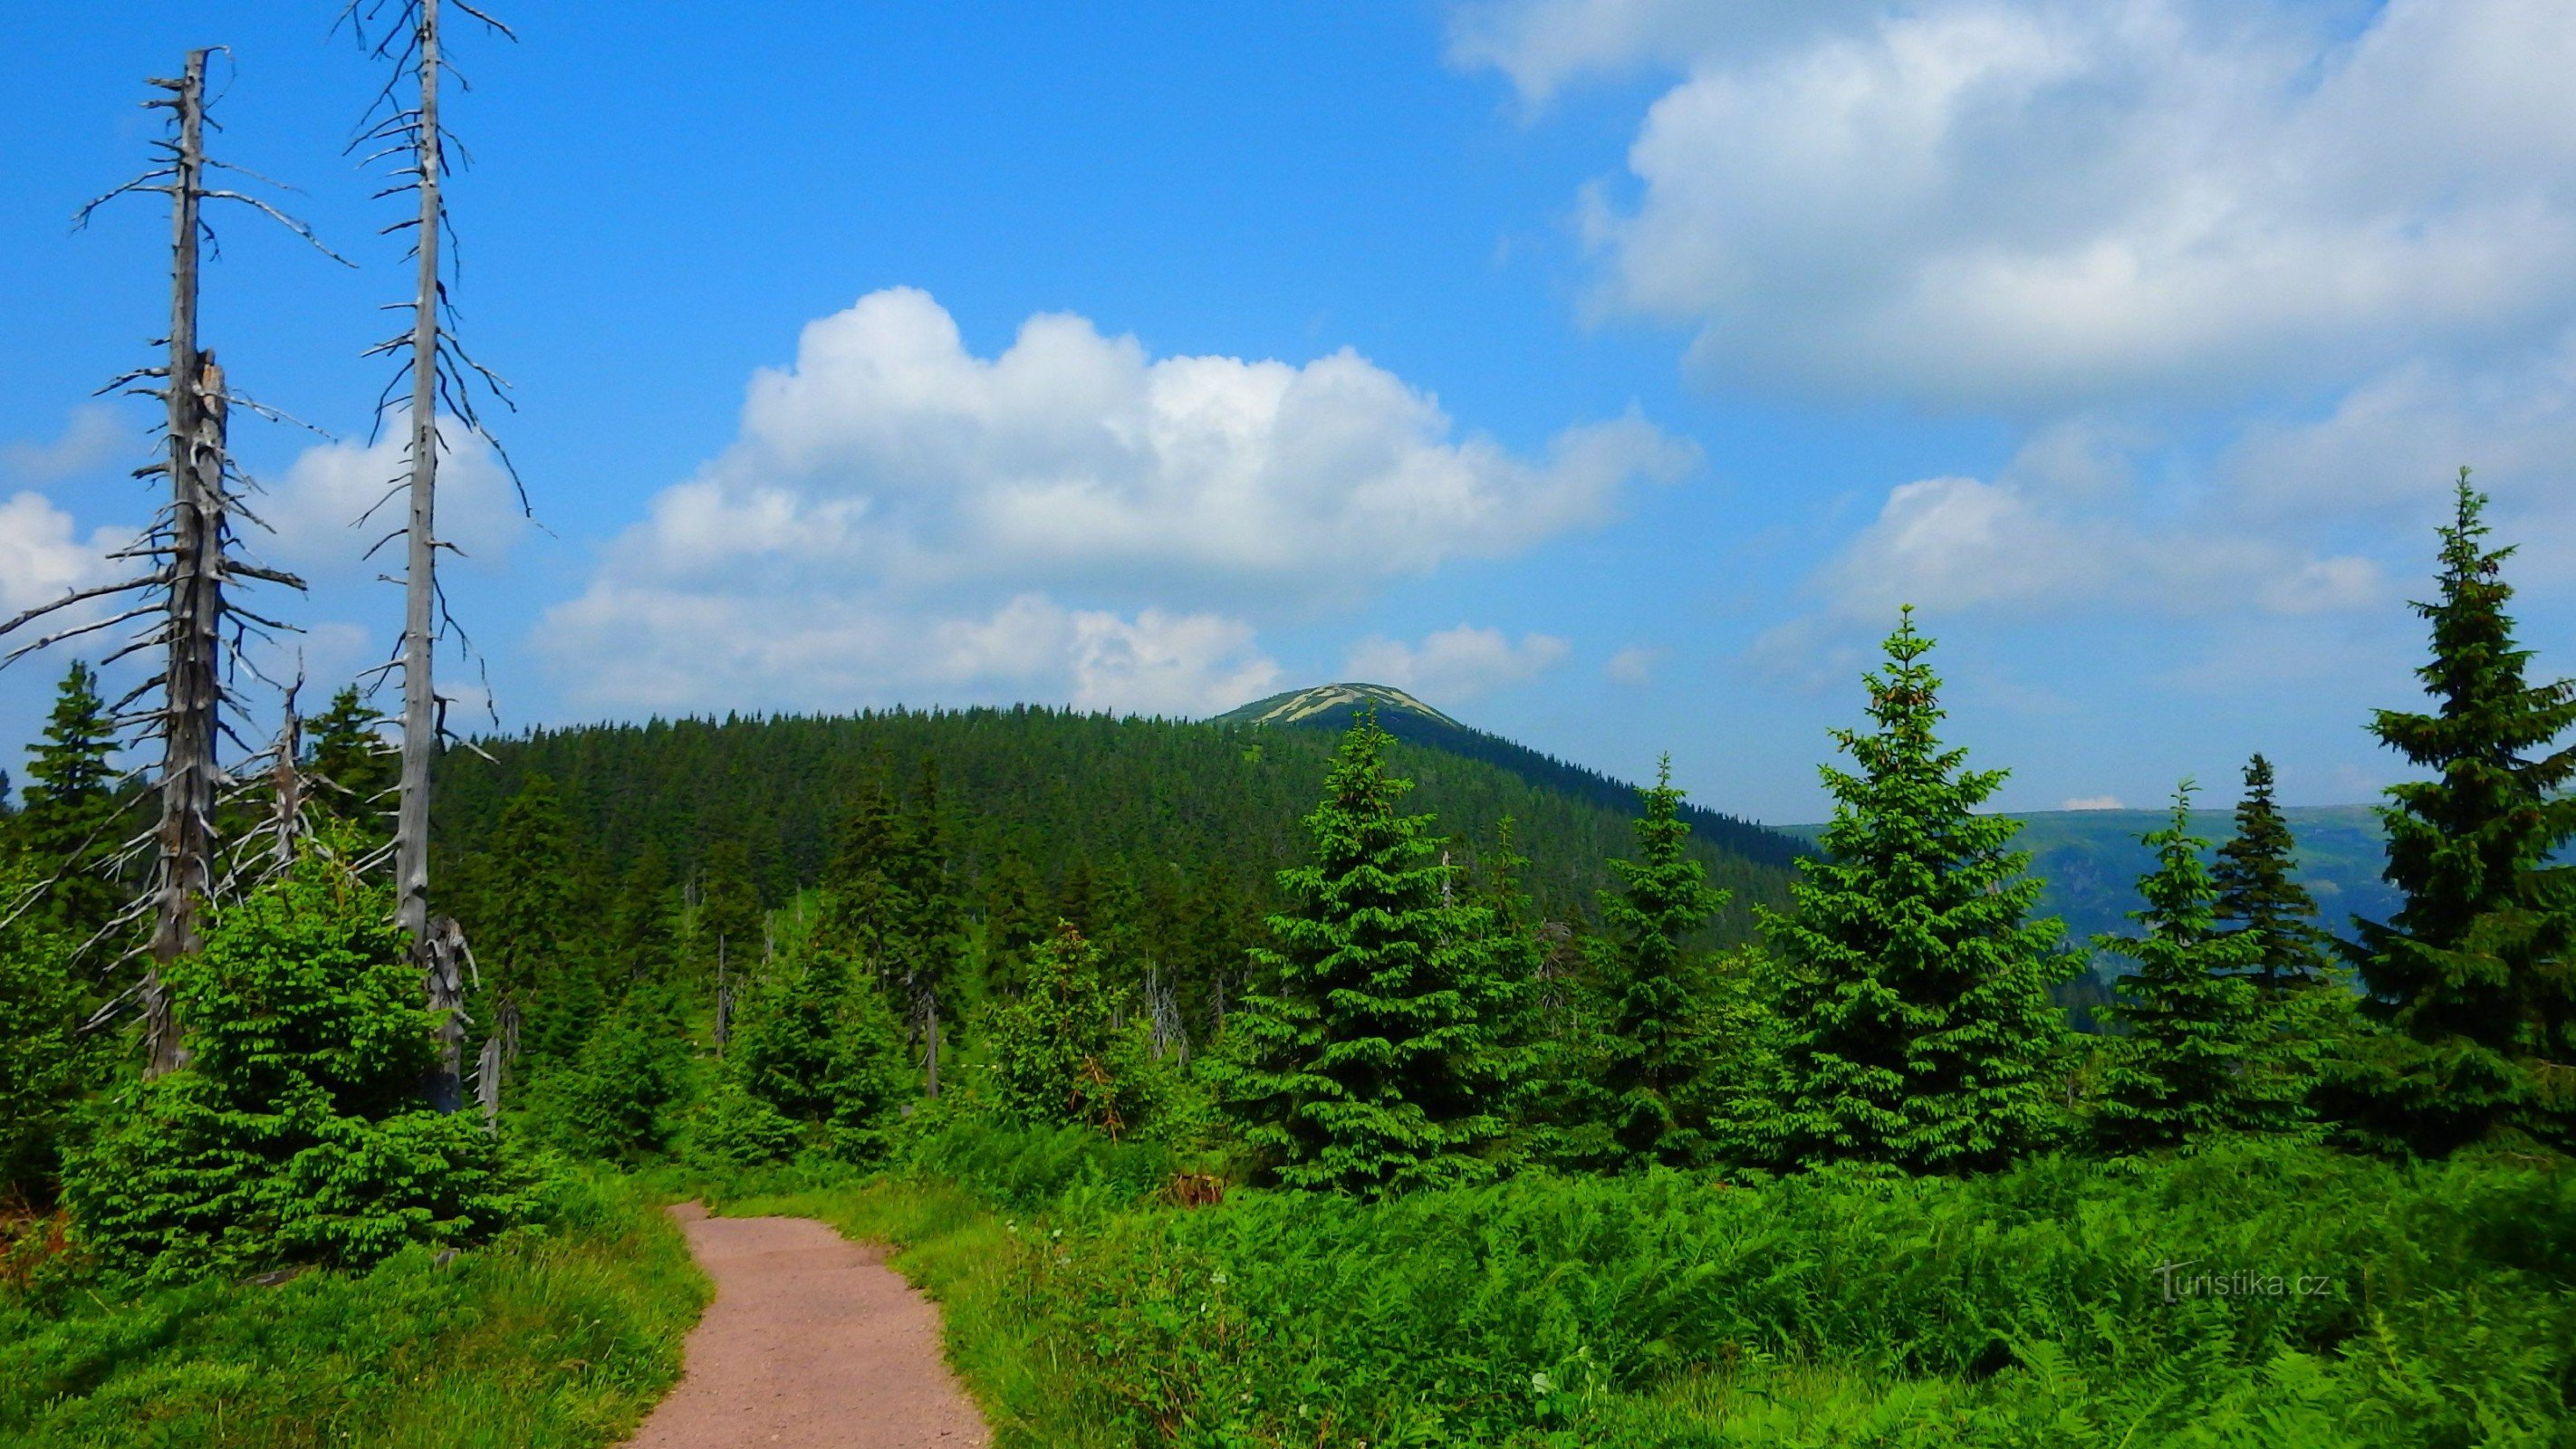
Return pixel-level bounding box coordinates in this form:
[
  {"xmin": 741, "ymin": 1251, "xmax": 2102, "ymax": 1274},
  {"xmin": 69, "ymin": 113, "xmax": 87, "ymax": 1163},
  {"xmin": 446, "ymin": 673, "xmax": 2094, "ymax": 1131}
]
[
  {"xmin": 142, "ymin": 50, "xmax": 217, "ymax": 1081},
  {"xmin": 394, "ymin": 0, "xmax": 460, "ymax": 1110}
]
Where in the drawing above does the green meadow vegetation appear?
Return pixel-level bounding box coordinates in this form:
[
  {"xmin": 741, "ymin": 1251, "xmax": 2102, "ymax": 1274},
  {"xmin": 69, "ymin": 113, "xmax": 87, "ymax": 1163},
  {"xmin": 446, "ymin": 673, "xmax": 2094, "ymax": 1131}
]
[
  {"xmin": 714, "ymin": 1123, "xmax": 2576, "ymax": 1448},
  {"xmin": 4, "ymin": 470, "xmax": 2571, "ymax": 1449},
  {"xmin": 0, "ymin": 1170, "xmax": 699, "ymax": 1448}
]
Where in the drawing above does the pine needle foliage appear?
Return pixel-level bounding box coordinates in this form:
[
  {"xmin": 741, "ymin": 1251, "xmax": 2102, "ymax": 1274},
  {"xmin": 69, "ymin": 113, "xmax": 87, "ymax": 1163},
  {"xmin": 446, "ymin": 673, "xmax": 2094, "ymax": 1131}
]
[
  {"xmin": 0, "ymin": 857, "xmax": 82, "ymax": 1199},
  {"xmin": 2344, "ymin": 474, "xmax": 2576, "ymax": 1152},
  {"xmin": 62, "ymin": 853, "xmax": 523, "ymax": 1282},
  {"xmin": 303, "ymin": 686, "xmax": 396, "ymax": 840},
  {"xmin": 2094, "ymin": 784, "xmax": 2308, "ymax": 1153},
  {"xmin": 2212, "ymin": 753, "xmax": 2334, "ymax": 994},
  {"xmin": 721, "ymin": 936, "xmax": 909, "ymax": 1164},
  {"xmin": 1225, "ymin": 711, "xmax": 1509, "ymax": 1193},
  {"xmin": 1757, "ymin": 610, "xmax": 2072, "ymax": 1173},
  {"xmin": 15, "ymin": 663, "xmax": 123, "ymax": 945},
  {"xmin": 1585, "ymin": 758, "xmax": 1731, "ymax": 1169},
  {"xmin": 987, "ymin": 922, "xmax": 1129, "ymax": 1133},
  {"xmin": 464, "ymin": 774, "xmax": 591, "ymax": 1062}
]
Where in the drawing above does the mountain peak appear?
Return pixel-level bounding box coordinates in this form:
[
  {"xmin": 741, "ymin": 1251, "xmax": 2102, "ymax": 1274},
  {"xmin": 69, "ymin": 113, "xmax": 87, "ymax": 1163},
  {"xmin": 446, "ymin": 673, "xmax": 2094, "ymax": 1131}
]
[{"xmin": 1211, "ymin": 682, "xmax": 1464, "ymax": 731}]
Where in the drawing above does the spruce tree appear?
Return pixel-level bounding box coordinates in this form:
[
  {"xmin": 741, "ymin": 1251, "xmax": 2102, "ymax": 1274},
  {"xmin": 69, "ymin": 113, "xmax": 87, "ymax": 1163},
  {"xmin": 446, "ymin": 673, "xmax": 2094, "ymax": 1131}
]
[
  {"xmin": 1756, "ymin": 610, "xmax": 2072, "ymax": 1173},
  {"xmin": 889, "ymin": 756, "xmax": 961, "ymax": 1095},
  {"xmin": 303, "ymin": 686, "xmax": 395, "ymax": 839},
  {"xmin": 822, "ymin": 764, "xmax": 900, "ymax": 974},
  {"xmin": 696, "ymin": 837, "xmax": 763, "ymax": 994},
  {"xmin": 2343, "ymin": 474, "xmax": 2576, "ymax": 1151},
  {"xmin": 469, "ymin": 776, "xmax": 591, "ymax": 1062},
  {"xmin": 2211, "ymin": 753, "xmax": 2331, "ymax": 994},
  {"xmin": 981, "ymin": 847, "xmax": 1049, "ymax": 1000},
  {"xmin": 1225, "ymin": 712, "xmax": 1507, "ymax": 1193},
  {"xmin": 2094, "ymin": 784, "xmax": 2304, "ymax": 1153},
  {"xmin": 1586, "ymin": 759, "xmax": 1730, "ymax": 1169},
  {"xmin": 987, "ymin": 922, "xmax": 1127, "ymax": 1132},
  {"xmin": 18, "ymin": 662, "xmax": 123, "ymax": 944},
  {"xmin": 0, "ymin": 854, "xmax": 82, "ymax": 1197}
]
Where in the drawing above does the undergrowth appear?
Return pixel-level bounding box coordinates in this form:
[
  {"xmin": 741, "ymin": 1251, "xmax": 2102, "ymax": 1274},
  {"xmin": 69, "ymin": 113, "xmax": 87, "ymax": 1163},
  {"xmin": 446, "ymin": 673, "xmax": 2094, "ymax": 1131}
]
[
  {"xmin": 735, "ymin": 1123, "xmax": 2576, "ymax": 1448},
  {"xmin": 0, "ymin": 1166, "xmax": 705, "ymax": 1448}
]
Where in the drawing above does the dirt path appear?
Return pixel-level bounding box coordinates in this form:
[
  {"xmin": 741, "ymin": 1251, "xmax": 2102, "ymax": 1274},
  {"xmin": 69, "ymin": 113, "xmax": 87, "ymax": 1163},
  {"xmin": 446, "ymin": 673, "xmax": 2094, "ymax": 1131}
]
[{"xmin": 624, "ymin": 1203, "xmax": 991, "ymax": 1449}]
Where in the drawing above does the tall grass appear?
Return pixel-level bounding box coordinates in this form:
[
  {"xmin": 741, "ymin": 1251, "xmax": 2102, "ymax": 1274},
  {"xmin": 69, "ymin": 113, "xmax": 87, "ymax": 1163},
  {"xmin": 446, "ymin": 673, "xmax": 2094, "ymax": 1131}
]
[
  {"xmin": 765, "ymin": 1125, "xmax": 2576, "ymax": 1448},
  {"xmin": 0, "ymin": 1168, "xmax": 705, "ymax": 1448}
]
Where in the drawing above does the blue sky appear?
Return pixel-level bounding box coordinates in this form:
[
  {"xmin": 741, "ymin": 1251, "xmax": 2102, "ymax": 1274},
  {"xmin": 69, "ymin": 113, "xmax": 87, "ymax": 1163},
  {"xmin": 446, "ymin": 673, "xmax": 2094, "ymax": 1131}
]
[{"xmin": 5, "ymin": 0, "xmax": 2571, "ymax": 824}]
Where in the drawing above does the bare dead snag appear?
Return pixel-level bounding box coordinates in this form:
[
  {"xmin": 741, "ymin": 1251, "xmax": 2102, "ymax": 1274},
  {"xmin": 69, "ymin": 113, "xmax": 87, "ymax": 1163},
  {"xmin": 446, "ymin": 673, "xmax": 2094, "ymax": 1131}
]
[
  {"xmin": 346, "ymin": 0, "xmax": 521, "ymax": 1111},
  {"xmin": 5, "ymin": 49, "xmax": 322, "ymax": 1070},
  {"xmin": 420, "ymin": 914, "xmax": 474, "ymax": 1113},
  {"xmin": 472, "ymin": 992, "xmax": 518, "ymax": 1133}
]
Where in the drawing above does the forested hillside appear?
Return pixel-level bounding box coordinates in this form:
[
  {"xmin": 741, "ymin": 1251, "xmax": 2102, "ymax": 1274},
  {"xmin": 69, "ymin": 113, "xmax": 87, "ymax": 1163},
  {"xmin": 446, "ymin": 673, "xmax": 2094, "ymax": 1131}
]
[
  {"xmin": 1216, "ymin": 682, "xmax": 1809, "ymax": 871},
  {"xmin": 431, "ymin": 705, "xmax": 1797, "ymax": 945}
]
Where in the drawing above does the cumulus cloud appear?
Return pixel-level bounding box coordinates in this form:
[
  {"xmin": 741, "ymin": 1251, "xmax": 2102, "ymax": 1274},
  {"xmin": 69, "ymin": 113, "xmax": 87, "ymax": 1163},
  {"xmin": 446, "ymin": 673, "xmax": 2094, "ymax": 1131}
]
[
  {"xmin": 2, "ymin": 406, "xmax": 130, "ymax": 484},
  {"xmin": 1812, "ymin": 430, "xmax": 2384, "ymax": 622},
  {"xmin": 541, "ymin": 289, "xmax": 1683, "ymax": 715},
  {"xmin": 259, "ymin": 419, "xmax": 526, "ymax": 577},
  {"xmin": 614, "ymin": 287, "xmax": 1692, "ymax": 601},
  {"xmin": 0, "ymin": 491, "xmax": 123, "ymax": 619},
  {"xmin": 543, "ymin": 586, "xmax": 1276, "ymax": 718},
  {"xmin": 1343, "ymin": 625, "xmax": 1571, "ymax": 704},
  {"xmin": 1470, "ymin": 0, "xmax": 2576, "ymax": 409}
]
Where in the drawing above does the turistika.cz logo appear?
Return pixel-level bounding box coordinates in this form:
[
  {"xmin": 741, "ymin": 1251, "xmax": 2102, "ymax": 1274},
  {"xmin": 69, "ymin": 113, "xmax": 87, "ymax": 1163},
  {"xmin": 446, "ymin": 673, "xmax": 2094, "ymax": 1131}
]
[{"xmin": 2151, "ymin": 1258, "xmax": 2336, "ymax": 1304}]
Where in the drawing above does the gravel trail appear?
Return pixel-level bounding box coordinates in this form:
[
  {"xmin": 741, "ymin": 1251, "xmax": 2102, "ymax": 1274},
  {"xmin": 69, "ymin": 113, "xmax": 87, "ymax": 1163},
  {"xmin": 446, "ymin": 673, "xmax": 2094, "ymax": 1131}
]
[{"xmin": 624, "ymin": 1202, "xmax": 991, "ymax": 1449}]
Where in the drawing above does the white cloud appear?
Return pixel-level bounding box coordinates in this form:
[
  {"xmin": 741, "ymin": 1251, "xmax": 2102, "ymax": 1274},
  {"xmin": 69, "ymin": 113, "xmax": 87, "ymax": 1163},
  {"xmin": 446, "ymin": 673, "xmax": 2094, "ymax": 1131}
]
[
  {"xmin": 1813, "ymin": 465, "xmax": 2381, "ymax": 622},
  {"xmin": 2, "ymin": 406, "xmax": 130, "ymax": 484},
  {"xmin": 1343, "ymin": 625, "xmax": 1571, "ymax": 704},
  {"xmin": 1502, "ymin": 0, "xmax": 2576, "ymax": 409},
  {"xmin": 542, "ymin": 587, "xmax": 1275, "ymax": 719},
  {"xmin": 0, "ymin": 491, "xmax": 123, "ymax": 619},
  {"xmin": 1446, "ymin": 0, "xmax": 1869, "ymax": 106},
  {"xmin": 624, "ymin": 287, "xmax": 1692, "ymax": 600},
  {"xmin": 1604, "ymin": 644, "xmax": 1662, "ymax": 685},
  {"xmin": 260, "ymin": 418, "xmax": 526, "ymax": 578},
  {"xmin": 540, "ymin": 289, "xmax": 1684, "ymax": 715},
  {"xmin": 2061, "ymin": 794, "xmax": 2126, "ymax": 811}
]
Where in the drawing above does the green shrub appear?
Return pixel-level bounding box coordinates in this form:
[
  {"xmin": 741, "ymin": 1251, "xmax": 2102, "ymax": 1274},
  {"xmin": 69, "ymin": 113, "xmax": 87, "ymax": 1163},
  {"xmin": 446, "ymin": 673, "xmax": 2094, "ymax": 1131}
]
[
  {"xmin": 688, "ymin": 1076, "xmax": 803, "ymax": 1168},
  {"xmin": 726, "ymin": 941, "xmax": 910, "ymax": 1163},
  {"xmin": 542, "ymin": 986, "xmax": 688, "ymax": 1162},
  {"xmin": 61, "ymin": 859, "xmax": 527, "ymax": 1283}
]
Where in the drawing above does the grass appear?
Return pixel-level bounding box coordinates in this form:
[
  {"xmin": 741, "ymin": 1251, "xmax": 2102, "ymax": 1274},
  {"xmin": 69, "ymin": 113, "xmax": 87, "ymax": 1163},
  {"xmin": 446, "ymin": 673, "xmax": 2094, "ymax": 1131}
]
[
  {"xmin": 0, "ymin": 1167, "xmax": 706, "ymax": 1448},
  {"xmin": 718, "ymin": 1125, "xmax": 2576, "ymax": 1449}
]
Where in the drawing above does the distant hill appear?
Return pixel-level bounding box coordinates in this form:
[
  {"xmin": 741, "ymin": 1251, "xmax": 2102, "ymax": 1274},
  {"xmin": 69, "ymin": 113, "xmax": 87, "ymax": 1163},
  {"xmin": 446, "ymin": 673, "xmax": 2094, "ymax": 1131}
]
[
  {"xmin": 436, "ymin": 705, "xmax": 1801, "ymax": 947},
  {"xmin": 1214, "ymin": 683, "xmax": 1811, "ymax": 872},
  {"xmin": 1783, "ymin": 805, "xmax": 2396, "ymax": 961}
]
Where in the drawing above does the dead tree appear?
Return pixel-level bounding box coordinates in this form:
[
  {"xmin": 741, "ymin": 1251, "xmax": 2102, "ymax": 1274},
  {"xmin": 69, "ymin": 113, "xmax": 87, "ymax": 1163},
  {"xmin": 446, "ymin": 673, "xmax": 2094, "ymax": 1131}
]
[
  {"xmin": 347, "ymin": 0, "xmax": 520, "ymax": 1112},
  {"xmin": 5, "ymin": 49, "xmax": 321, "ymax": 1071}
]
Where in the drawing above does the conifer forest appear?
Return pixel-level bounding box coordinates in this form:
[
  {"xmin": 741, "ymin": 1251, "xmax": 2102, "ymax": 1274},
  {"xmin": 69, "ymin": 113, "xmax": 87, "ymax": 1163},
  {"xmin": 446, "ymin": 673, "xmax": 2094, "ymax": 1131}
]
[{"xmin": 4, "ymin": 7, "xmax": 2574, "ymax": 1449}]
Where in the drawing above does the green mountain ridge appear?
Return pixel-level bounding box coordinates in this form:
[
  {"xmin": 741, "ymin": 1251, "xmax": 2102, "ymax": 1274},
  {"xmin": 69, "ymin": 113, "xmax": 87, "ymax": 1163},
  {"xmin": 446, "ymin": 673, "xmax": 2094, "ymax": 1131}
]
[
  {"xmin": 434, "ymin": 705, "xmax": 1801, "ymax": 954},
  {"xmin": 1784, "ymin": 805, "xmax": 2398, "ymax": 955},
  {"xmin": 1213, "ymin": 682, "xmax": 1811, "ymax": 872}
]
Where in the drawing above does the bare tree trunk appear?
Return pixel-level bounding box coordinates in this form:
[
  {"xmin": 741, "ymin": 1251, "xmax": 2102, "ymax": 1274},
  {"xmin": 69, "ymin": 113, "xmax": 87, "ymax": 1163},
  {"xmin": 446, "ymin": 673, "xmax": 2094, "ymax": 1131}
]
[
  {"xmin": 266, "ymin": 683, "xmax": 305, "ymax": 877},
  {"xmin": 474, "ymin": 993, "xmax": 518, "ymax": 1133},
  {"xmin": 142, "ymin": 51, "xmax": 216, "ymax": 1081},
  {"xmin": 393, "ymin": 0, "xmax": 461, "ymax": 1111},
  {"xmin": 713, "ymin": 933, "xmax": 731, "ymax": 1057},
  {"xmin": 923, "ymin": 993, "xmax": 940, "ymax": 1099},
  {"xmin": 423, "ymin": 913, "xmax": 471, "ymax": 1112}
]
